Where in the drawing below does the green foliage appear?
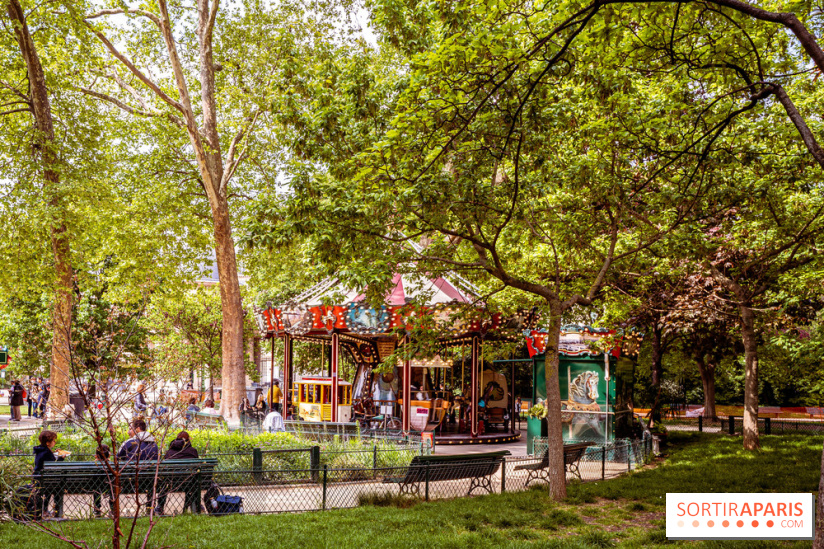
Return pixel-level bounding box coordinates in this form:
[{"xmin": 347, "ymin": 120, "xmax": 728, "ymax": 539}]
[
  {"xmin": 149, "ymin": 286, "xmax": 258, "ymax": 385},
  {"xmin": 528, "ymin": 403, "xmax": 547, "ymax": 420}
]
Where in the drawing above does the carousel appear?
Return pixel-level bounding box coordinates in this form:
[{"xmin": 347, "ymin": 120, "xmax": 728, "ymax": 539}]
[{"xmin": 256, "ymin": 273, "xmax": 522, "ymax": 444}]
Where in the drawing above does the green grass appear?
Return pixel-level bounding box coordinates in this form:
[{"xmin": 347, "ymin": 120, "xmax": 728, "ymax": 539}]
[
  {"xmin": 0, "ymin": 432, "xmax": 819, "ymax": 548},
  {"xmin": 0, "ymin": 405, "xmax": 10, "ymax": 416}
]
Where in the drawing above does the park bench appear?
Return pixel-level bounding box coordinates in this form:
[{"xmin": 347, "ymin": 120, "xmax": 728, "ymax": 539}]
[
  {"xmin": 190, "ymin": 412, "xmax": 229, "ymax": 430},
  {"xmin": 40, "ymin": 458, "xmax": 218, "ymax": 518},
  {"xmin": 384, "ymin": 450, "xmax": 510, "ymax": 496},
  {"xmin": 515, "ymin": 442, "xmax": 594, "ymax": 486}
]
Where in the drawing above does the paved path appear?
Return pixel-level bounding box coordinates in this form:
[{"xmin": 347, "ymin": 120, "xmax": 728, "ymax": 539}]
[
  {"xmin": 50, "ymin": 457, "xmax": 634, "ymax": 519},
  {"xmin": 0, "ymin": 413, "xmax": 42, "ymax": 430}
]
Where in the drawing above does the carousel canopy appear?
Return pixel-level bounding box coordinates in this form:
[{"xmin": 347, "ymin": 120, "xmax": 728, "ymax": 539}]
[
  {"xmin": 525, "ymin": 325, "xmax": 642, "ymax": 359},
  {"xmin": 288, "ymin": 272, "xmax": 480, "ymax": 308},
  {"xmin": 256, "ymin": 270, "xmax": 503, "ymax": 338}
]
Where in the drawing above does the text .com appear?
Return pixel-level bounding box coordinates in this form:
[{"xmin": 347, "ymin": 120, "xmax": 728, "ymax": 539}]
[{"xmin": 666, "ymin": 493, "xmax": 814, "ymax": 540}]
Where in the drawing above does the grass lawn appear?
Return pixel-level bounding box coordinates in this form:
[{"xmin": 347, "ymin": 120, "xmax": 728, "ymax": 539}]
[
  {"xmin": 0, "ymin": 405, "xmax": 9, "ymax": 416},
  {"xmin": 0, "ymin": 433, "xmax": 820, "ymax": 548}
]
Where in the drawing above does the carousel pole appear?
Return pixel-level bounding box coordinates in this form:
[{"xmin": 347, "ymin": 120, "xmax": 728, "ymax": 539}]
[
  {"xmin": 283, "ymin": 333, "xmax": 292, "ymax": 416},
  {"xmin": 268, "ymin": 336, "xmax": 275, "ymax": 409},
  {"xmin": 402, "ymin": 334, "xmax": 411, "ymax": 433},
  {"xmin": 331, "ymin": 333, "xmax": 340, "ymax": 422},
  {"xmin": 510, "ymin": 362, "xmax": 516, "ymax": 434},
  {"xmin": 471, "ymin": 336, "xmax": 479, "ymax": 437}
]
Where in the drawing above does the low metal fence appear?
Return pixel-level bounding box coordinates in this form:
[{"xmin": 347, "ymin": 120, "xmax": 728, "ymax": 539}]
[
  {"xmin": 661, "ymin": 416, "xmax": 824, "ymax": 435},
  {"xmin": 1, "ymin": 440, "xmax": 651, "ymax": 521},
  {"xmin": 721, "ymin": 416, "xmax": 824, "ymax": 435}
]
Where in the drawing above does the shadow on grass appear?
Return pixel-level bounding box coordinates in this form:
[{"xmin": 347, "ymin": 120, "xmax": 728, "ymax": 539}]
[{"xmin": 567, "ymin": 432, "xmax": 822, "ymax": 506}]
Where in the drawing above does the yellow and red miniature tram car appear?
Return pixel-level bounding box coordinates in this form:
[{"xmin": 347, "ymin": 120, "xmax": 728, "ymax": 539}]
[{"xmin": 293, "ymin": 377, "xmax": 353, "ymax": 422}]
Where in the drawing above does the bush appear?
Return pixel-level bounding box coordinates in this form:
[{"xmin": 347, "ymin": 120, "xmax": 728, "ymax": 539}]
[{"xmin": 0, "ymin": 424, "xmax": 420, "ymax": 476}]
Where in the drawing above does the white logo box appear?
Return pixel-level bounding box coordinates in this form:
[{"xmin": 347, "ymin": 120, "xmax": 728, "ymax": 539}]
[{"xmin": 666, "ymin": 493, "xmax": 815, "ymax": 540}]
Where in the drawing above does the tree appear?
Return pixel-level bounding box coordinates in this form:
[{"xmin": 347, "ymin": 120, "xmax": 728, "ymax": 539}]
[
  {"xmin": 3, "ymin": 0, "xmax": 75, "ymax": 411},
  {"xmin": 151, "ymin": 285, "xmax": 258, "ymax": 400},
  {"xmin": 77, "ymin": 0, "xmax": 354, "ymax": 419}
]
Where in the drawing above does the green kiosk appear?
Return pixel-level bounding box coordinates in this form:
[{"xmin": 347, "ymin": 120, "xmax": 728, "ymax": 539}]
[{"xmin": 526, "ymin": 326, "xmax": 640, "ymax": 453}]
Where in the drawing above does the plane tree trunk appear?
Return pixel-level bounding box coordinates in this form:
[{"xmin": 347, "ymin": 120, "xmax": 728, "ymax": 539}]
[{"xmin": 7, "ymin": 0, "xmax": 72, "ymax": 414}]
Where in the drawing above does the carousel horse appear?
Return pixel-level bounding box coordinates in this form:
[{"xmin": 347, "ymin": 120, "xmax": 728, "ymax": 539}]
[{"xmin": 561, "ymin": 371, "xmax": 604, "ymax": 435}]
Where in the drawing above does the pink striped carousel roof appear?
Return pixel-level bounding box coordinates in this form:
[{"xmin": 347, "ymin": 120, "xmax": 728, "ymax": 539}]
[
  {"xmin": 256, "ymin": 271, "xmax": 500, "ymax": 337},
  {"xmin": 291, "ymin": 272, "xmax": 479, "ymax": 308}
]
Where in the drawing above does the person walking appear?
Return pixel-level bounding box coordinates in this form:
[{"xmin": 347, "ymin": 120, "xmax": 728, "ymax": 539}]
[
  {"xmin": 154, "ymin": 431, "xmax": 200, "ymax": 515},
  {"xmin": 38, "ymin": 382, "xmax": 50, "ymax": 418},
  {"xmin": 134, "ymin": 383, "xmax": 148, "ymax": 415},
  {"xmin": 9, "ymin": 380, "xmax": 24, "ymax": 422},
  {"xmin": 26, "ymin": 379, "xmax": 37, "ymax": 417},
  {"xmin": 268, "ymin": 380, "xmax": 283, "ymax": 413}
]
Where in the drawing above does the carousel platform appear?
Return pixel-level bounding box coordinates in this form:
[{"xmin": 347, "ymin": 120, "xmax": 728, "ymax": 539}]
[{"xmin": 425, "ymin": 424, "xmax": 522, "ymax": 445}]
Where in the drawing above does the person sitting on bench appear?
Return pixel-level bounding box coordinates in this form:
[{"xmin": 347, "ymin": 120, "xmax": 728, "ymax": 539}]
[
  {"xmin": 33, "ymin": 430, "xmax": 65, "ymax": 518},
  {"xmin": 154, "ymin": 431, "xmax": 200, "ymax": 515},
  {"xmin": 263, "ymin": 410, "xmax": 285, "ymax": 432},
  {"xmin": 200, "ymin": 399, "xmax": 217, "ymax": 415},
  {"xmin": 118, "ymin": 419, "xmax": 159, "ymax": 463}
]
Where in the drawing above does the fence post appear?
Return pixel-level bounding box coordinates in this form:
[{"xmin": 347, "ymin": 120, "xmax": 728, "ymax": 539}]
[
  {"xmin": 252, "ymin": 448, "xmax": 263, "ymax": 484},
  {"xmin": 311, "ymin": 445, "xmax": 320, "ymax": 483},
  {"xmin": 373, "ymin": 444, "xmax": 378, "ymax": 470},
  {"xmin": 425, "ymin": 461, "xmax": 430, "ymax": 502},
  {"xmin": 765, "ymin": 417, "xmax": 771, "ymax": 435},
  {"xmin": 627, "ymin": 443, "xmax": 631, "ymax": 472},
  {"xmin": 501, "ymin": 456, "xmax": 506, "ymax": 493},
  {"xmin": 601, "ymin": 447, "xmax": 606, "ymax": 480},
  {"xmin": 728, "ymin": 416, "xmax": 735, "ymax": 435},
  {"xmin": 322, "ymin": 465, "xmax": 328, "ymax": 511},
  {"xmin": 698, "ymin": 415, "xmax": 703, "ymax": 432}
]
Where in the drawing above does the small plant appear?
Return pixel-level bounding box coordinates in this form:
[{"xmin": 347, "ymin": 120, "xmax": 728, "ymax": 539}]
[
  {"xmin": 650, "ymin": 423, "xmax": 668, "ymax": 435},
  {"xmin": 527, "ymin": 403, "xmax": 547, "ymax": 419}
]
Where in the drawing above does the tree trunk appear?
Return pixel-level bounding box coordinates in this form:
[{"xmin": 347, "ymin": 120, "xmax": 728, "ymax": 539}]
[
  {"xmin": 739, "ymin": 304, "xmax": 760, "ymax": 450},
  {"xmin": 212, "ymin": 198, "xmax": 245, "ymax": 421},
  {"xmin": 696, "ymin": 355, "xmax": 717, "ymax": 420},
  {"xmin": 649, "ymin": 322, "xmax": 664, "ymax": 425},
  {"xmin": 814, "ymin": 438, "xmax": 824, "ymax": 549},
  {"xmin": 7, "ymin": 0, "xmax": 72, "ymax": 414},
  {"xmin": 544, "ymin": 299, "xmax": 567, "ymax": 501}
]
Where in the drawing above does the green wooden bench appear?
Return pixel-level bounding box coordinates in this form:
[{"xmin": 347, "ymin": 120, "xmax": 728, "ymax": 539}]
[
  {"xmin": 514, "ymin": 442, "xmax": 594, "ymax": 486},
  {"xmin": 40, "ymin": 458, "xmax": 218, "ymax": 518},
  {"xmin": 384, "ymin": 450, "xmax": 510, "ymax": 496},
  {"xmin": 191, "ymin": 412, "xmax": 229, "ymax": 430}
]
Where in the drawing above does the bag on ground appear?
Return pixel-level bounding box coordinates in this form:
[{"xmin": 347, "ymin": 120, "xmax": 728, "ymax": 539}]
[{"xmin": 203, "ymin": 482, "xmax": 243, "ymax": 515}]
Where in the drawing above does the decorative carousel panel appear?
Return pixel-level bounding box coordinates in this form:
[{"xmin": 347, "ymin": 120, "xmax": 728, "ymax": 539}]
[
  {"xmin": 347, "ymin": 303, "xmax": 390, "ymax": 334},
  {"xmin": 311, "ymin": 305, "xmax": 349, "ymax": 333},
  {"xmin": 283, "ymin": 308, "xmax": 314, "ymax": 335}
]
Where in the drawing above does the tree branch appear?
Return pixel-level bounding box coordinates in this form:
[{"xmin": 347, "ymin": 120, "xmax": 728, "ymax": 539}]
[
  {"xmin": 84, "ymin": 25, "xmax": 186, "ymax": 115},
  {"xmin": 86, "ymin": 8, "xmax": 162, "ymax": 29},
  {"xmin": 78, "ymin": 87, "xmax": 186, "ymax": 129}
]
